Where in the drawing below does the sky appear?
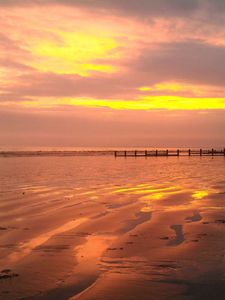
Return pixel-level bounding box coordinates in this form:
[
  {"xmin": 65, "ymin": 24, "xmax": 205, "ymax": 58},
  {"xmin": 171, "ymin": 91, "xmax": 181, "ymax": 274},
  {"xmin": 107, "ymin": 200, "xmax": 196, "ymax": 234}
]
[{"xmin": 0, "ymin": 0, "xmax": 225, "ymax": 148}]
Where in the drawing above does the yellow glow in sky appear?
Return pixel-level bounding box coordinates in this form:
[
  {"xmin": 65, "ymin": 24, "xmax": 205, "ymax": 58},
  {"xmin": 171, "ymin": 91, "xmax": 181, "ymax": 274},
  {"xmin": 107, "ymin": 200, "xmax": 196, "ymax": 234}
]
[
  {"xmin": 139, "ymin": 83, "xmax": 185, "ymax": 92},
  {"xmin": 138, "ymin": 82, "xmax": 210, "ymax": 96},
  {"xmin": 19, "ymin": 95, "xmax": 225, "ymax": 110},
  {"xmin": 28, "ymin": 31, "xmax": 119, "ymax": 76},
  {"xmin": 60, "ymin": 96, "xmax": 225, "ymax": 110},
  {"xmin": 138, "ymin": 87, "xmax": 151, "ymax": 92},
  {"xmin": 155, "ymin": 82, "xmax": 186, "ymax": 92}
]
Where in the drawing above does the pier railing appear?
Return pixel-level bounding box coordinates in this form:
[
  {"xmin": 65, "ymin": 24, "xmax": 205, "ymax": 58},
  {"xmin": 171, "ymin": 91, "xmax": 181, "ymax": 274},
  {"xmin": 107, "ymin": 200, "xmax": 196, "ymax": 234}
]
[{"xmin": 114, "ymin": 149, "xmax": 225, "ymax": 157}]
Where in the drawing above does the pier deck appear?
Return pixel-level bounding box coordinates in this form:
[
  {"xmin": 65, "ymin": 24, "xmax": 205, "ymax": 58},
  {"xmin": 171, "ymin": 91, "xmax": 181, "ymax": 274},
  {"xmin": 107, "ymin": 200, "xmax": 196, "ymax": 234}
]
[{"xmin": 115, "ymin": 149, "xmax": 225, "ymax": 157}]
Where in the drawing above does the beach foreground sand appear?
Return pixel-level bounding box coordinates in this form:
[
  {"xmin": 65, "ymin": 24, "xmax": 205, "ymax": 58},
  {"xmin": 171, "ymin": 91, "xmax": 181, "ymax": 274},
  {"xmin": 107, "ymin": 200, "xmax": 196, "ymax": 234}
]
[{"xmin": 0, "ymin": 156, "xmax": 225, "ymax": 300}]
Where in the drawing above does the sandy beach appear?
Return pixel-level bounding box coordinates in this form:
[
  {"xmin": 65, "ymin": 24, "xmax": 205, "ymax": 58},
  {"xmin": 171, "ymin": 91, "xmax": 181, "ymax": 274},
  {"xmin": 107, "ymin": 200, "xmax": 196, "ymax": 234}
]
[
  {"xmin": 1, "ymin": 0, "xmax": 225, "ymax": 298},
  {"xmin": 0, "ymin": 155, "xmax": 225, "ymax": 300}
]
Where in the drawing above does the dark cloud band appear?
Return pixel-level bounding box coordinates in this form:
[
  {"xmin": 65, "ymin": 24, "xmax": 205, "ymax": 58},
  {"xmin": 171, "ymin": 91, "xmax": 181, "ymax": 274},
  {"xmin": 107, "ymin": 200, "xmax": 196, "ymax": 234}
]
[{"xmin": 0, "ymin": 0, "xmax": 225, "ymax": 18}]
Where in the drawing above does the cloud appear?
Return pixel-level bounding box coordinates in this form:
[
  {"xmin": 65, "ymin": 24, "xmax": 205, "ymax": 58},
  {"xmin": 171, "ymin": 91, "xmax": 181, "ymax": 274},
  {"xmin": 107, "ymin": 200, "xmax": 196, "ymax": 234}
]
[
  {"xmin": 133, "ymin": 41, "xmax": 225, "ymax": 86},
  {"xmin": 1, "ymin": 2, "xmax": 225, "ymax": 109},
  {"xmin": 56, "ymin": 0, "xmax": 199, "ymax": 17},
  {"xmin": 0, "ymin": 0, "xmax": 225, "ymax": 148},
  {"xmin": 2, "ymin": 40, "xmax": 225, "ymax": 103},
  {"xmin": 0, "ymin": 72, "xmax": 140, "ymax": 100},
  {"xmin": 1, "ymin": 0, "xmax": 225, "ymax": 19}
]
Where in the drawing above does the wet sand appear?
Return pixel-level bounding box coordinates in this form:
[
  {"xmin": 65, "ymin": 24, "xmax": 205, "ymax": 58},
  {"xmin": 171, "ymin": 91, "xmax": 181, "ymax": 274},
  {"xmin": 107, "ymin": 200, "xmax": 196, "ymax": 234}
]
[{"xmin": 0, "ymin": 156, "xmax": 225, "ymax": 299}]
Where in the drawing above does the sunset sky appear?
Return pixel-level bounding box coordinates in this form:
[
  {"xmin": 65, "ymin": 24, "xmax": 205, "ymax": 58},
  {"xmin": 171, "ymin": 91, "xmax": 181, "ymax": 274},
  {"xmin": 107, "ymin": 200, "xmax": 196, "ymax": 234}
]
[{"xmin": 0, "ymin": 0, "xmax": 225, "ymax": 147}]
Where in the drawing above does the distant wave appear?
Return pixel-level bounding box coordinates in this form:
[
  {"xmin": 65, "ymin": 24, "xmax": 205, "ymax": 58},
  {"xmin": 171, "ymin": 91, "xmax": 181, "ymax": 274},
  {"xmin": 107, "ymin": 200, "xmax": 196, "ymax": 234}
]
[
  {"xmin": 0, "ymin": 150, "xmax": 115, "ymax": 157},
  {"xmin": 0, "ymin": 148, "xmax": 222, "ymax": 157}
]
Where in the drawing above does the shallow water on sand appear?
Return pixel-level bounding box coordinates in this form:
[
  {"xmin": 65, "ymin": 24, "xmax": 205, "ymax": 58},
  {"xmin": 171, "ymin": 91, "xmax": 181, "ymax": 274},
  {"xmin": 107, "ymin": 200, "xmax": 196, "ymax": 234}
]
[{"xmin": 0, "ymin": 156, "xmax": 225, "ymax": 300}]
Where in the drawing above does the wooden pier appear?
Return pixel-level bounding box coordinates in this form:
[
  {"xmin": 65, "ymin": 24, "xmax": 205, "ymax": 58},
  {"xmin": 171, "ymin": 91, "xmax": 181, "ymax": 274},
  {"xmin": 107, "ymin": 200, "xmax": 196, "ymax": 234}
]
[{"xmin": 114, "ymin": 149, "xmax": 225, "ymax": 157}]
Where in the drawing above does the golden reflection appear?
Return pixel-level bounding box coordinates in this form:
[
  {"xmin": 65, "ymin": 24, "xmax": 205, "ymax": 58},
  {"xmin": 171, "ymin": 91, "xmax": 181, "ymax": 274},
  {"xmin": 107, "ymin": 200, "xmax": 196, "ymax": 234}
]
[
  {"xmin": 137, "ymin": 184, "xmax": 149, "ymax": 187},
  {"xmin": 113, "ymin": 186, "xmax": 153, "ymax": 193},
  {"xmin": 113, "ymin": 185, "xmax": 177, "ymax": 195},
  {"xmin": 192, "ymin": 190, "xmax": 208, "ymax": 199},
  {"xmin": 132, "ymin": 186, "xmax": 178, "ymax": 195},
  {"xmin": 150, "ymin": 193, "xmax": 163, "ymax": 200},
  {"xmin": 139, "ymin": 190, "xmax": 182, "ymax": 207},
  {"xmin": 79, "ymin": 191, "xmax": 96, "ymax": 196},
  {"xmin": 5, "ymin": 218, "xmax": 88, "ymax": 267},
  {"xmin": 75, "ymin": 235, "xmax": 114, "ymax": 263},
  {"xmin": 90, "ymin": 196, "xmax": 99, "ymax": 200},
  {"xmin": 140, "ymin": 189, "xmax": 180, "ymax": 199},
  {"xmin": 75, "ymin": 235, "xmax": 115, "ymax": 273},
  {"xmin": 140, "ymin": 206, "xmax": 152, "ymax": 212},
  {"xmin": 112, "ymin": 184, "xmax": 184, "ymax": 212}
]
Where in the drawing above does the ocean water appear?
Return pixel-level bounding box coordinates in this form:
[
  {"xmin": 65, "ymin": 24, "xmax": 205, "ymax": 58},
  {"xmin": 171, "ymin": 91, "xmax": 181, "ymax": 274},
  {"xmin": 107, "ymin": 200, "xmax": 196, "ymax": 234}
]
[{"xmin": 0, "ymin": 155, "xmax": 225, "ymax": 299}]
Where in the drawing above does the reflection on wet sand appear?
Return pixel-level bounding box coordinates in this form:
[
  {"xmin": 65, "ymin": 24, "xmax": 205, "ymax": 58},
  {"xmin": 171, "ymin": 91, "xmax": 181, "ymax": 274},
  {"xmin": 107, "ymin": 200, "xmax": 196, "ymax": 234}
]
[
  {"xmin": 0, "ymin": 156, "xmax": 225, "ymax": 300},
  {"xmin": 4, "ymin": 218, "xmax": 88, "ymax": 268},
  {"xmin": 192, "ymin": 190, "xmax": 208, "ymax": 199},
  {"xmin": 69, "ymin": 235, "xmax": 116, "ymax": 300}
]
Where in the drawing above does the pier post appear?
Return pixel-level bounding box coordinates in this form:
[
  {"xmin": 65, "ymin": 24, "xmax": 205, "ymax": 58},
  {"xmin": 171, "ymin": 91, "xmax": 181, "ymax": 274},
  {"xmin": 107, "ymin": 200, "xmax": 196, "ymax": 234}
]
[
  {"xmin": 177, "ymin": 149, "xmax": 180, "ymax": 156},
  {"xmin": 114, "ymin": 151, "xmax": 117, "ymax": 157},
  {"xmin": 188, "ymin": 149, "xmax": 191, "ymax": 156},
  {"xmin": 212, "ymin": 148, "xmax": 214, "ymax": 156},
  {"xmin": 124, "ymin": 151, "xmax": 127, "ymax": 157},
  {"xmin": 200, "ymin": 149, "xmax": 202, "ymax": 156},
  {"xmin": 145, "ymin": 150, "xmax": 147, "ymax": 156},
  {"xmin": 156, "ymin": 150, "xmax": 158, "ymax": 156},
  {"xmin": 135, "ymin": 150, "xmax": 137, "ymax": 157},
  {"xmin": 166, "ymin": 149, "xmax": 169, "ymax": 156}
]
